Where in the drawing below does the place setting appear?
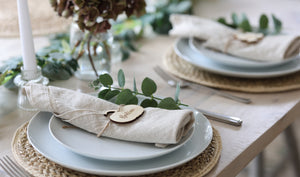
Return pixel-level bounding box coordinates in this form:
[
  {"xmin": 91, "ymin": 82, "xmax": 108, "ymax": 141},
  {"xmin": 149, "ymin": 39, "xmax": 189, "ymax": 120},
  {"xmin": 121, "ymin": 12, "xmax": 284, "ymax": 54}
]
[
  {"xmin": 164, "ymin": 14, "xmax": 300, "ymax": 93},
  {"xmin": 11, "ymin": 83, "xmax": 222, "ymax": 176}
]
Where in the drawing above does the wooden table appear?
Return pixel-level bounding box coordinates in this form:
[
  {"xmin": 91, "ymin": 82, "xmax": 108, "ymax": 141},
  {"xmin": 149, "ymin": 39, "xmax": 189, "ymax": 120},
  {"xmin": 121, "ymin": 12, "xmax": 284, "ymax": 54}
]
[
  {"xmin": 1, "ymin": 0, "xmax": 300, "ymax": 176},
  {"xmin": 0, "ymin": 34, "xmax": 300, "ymax": 177}
]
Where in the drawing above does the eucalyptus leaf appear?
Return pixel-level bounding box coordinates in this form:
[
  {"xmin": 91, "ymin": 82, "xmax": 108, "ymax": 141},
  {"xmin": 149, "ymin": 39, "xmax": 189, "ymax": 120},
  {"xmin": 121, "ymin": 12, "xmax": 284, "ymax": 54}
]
[
  {"xmin": 124, "ymin": 41, "xmax": 137, "ymax": 51},
  {"xmin": 141, "ymin": 77, "xmax": 157, "ymax": 96},
  {"xmin": 133, "ymin": 77, "xmax": 137, "ymax": 93},
  {"xmin": 259, "ymin": 14, "xmax": 269, "ymax": 30},
  {"xmin": 93, "ymin": 79, "xmax": 100, "ymax": 86},
  {"xmin": 118, "ymin": 69, "xmax": 125, "ymax": 88},
  {"xmin": 150, "ymin": 11, "xmax": 172, "ymax": 34},
  {"xmin": 42, "ymin": 63, "xmax": 71, "ymax": 80},
  {"xmin": 158, "ymin": 97, "xmax": 180, "ymax": 110},
  {"xmin": 99, "ymin": 73, "xmax": 113, "ymax": 87},
  {"xmin": 127, "ymin": 95, "xmax": 138, "ymax": 105},
  {"xmin": 3, "ymin": 75, "xmax": 17, "ymax": 89},
  {"xmin": 167, "ymin": 1, "xmax": 192, "ymax": 14},
  {"xmin": 231, "ymin": 13, "xmax": 239, "ymax": 26},
  {"xmin": 61, "ymin": 40, "xmax": 72, "ymax": 53},
  {"xmin": 0, "ymin": 57, "xmax": 22, "ymax": 71},
  {"xmin": 123, "ymin": 29, "xmax": 137, "ymax": 41},
  {"xmin": 50, "ymin": 33, "xmax": 70, "ymax": 42},
  {"xmin": 174, "ymin": 83, "xmax": 180, "ymax": 103},
  {"xmin": 116, "ymin": 89, "xmax": 136, "ymax": 105},
  {"xmin": 141, "ymin": 99, "xmax": 158, "ymax": 108},
  {"xmin": 217, "ymin": 17, "xmax": 227, "ymax": 25},
  {"xmin": 217, "ymin": 17, "xmax": 236, "ymax": 28},
  {"xmin": 0, "ymin": 71, "xmax": 8, "ymax": 85},
  {"xmin": 104, "ymin": 90, "xmax": 120, "ymax": 100},
  {"xmin": 98, "ymin": 88, "xmax": 110, "ymax": 99},
  {"xmin": 272, "ymin": 14, "xmax": 282, "ymax": 34},
  {"xmin": 121, "ymin": 47, "xmax": 130, "ymax": 61},
  {"xmin": 239, "ymin": 14, "xmax": 252, "ymax": 32},
  {"xmin": 3, "ymin": 73, "xmax": 17, "ymax": 85},
  {"xmin": 62, "ymin": 64, "xmax": 73, "ymax": 75},
  {"xmin": 49, "ymin": 52, "xmax": 72, "ymax": 60},
  {"xmin": 37, "ymin": 47, "xmax": 57, "ymax": 56},
  {"xmin": 66, "ymin": 59, "xmax": 78, "ymax": 71}
]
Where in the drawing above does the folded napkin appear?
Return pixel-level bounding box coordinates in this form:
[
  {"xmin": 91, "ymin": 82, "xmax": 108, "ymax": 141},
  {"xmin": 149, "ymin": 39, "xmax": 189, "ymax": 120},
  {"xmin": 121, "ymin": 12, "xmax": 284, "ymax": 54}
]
[
  {"xmin": 24, "ymin": 84, "xmax": 195, "ymax": 147},
  {"xmin": 169, "ymin": 14, "xmax": 300, "ymax": 62}
]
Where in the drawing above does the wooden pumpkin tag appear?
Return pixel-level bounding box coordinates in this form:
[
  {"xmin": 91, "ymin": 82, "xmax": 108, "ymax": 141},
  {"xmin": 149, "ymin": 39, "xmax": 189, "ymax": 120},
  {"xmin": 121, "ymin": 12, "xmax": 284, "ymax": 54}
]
[
  {"xmin": 109, "ymin": 105, "xmax": 144, "ymax": 123},
  {"xmin": 234, "ymin": 32, "xmax": 264, "ymax": 43}
]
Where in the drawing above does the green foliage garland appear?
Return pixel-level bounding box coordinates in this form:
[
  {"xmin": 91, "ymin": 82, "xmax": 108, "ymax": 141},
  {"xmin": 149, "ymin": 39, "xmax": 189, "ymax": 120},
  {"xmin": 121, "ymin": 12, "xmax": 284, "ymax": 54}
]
[
  {"xmin": 0, "ymin": 34, "xmax": 78, "ymax": 89},
  {"xmin": 217, "ymin": 13, "xmax": 282, "ymax": 35}
]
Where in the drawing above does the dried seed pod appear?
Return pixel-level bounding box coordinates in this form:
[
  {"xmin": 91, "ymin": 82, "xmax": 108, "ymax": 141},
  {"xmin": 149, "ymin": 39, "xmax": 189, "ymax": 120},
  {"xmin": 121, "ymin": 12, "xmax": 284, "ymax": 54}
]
[{"xmin": 49, "ymin": 0, "xmax": 146, "ymax": 34}]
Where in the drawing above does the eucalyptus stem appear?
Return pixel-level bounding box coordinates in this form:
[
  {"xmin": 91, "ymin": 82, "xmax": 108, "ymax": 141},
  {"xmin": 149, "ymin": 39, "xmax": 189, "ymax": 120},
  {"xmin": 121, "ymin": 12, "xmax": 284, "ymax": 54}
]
[
  {"xmin": 109, "ymin": 86, "xmax": 188, "ymax": 107},
  {"xmin": 91, "ymin": 69, "xmax": 186, "ymax": 109},
  {"xmin": 87, "ymin": 33, "xmax": 99, "ymax": 77},
  {"xmin": 74, "ymin": 34, "xmax": 87, "ymax": 61}
]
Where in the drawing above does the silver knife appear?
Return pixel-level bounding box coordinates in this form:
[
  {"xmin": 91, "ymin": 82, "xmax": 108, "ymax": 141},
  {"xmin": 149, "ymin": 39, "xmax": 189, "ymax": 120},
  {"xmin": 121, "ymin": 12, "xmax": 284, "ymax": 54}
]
[{"xmin": 195, "ymin": 108, "xmax": 243, "ymax": 126}]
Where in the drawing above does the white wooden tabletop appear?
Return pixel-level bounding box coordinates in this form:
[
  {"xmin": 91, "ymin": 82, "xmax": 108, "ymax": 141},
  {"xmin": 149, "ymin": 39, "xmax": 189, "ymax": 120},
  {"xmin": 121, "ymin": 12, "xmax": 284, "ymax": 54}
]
[{"xmin": 1, "ymin": 35, "xmax": 300, "ymax": 176}]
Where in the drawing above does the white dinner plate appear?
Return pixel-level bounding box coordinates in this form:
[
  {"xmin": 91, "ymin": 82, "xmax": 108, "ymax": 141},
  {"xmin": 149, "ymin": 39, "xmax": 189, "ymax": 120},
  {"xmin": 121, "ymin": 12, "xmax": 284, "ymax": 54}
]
[
  {"xmin": 174, "ymin": 38, "xmax": 300, "ymax": 78},
  {"xmin": 27, "ymin": 111, "xmax": 212, "ymax": 176},
  {"xmin": 189, "ymin": 37, "xmax": 300, "ymax": 69},
  {"xmin": 48, "ymin": 116, "xmax": 194, "ymax": 161}
]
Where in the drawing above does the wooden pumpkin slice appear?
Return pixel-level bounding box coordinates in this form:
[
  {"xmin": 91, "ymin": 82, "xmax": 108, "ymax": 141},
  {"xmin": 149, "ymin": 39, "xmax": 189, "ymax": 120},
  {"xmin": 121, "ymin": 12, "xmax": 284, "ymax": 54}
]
[{"xmin": 110, "ymin": 105, "xmax": 144, "ymax": 123}]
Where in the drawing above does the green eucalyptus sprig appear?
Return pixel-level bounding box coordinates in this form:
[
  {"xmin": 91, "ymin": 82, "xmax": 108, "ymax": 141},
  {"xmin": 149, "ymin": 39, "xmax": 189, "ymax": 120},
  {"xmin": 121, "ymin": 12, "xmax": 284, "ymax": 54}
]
[
  {"xmin": 0, "ymin": 34, "xmax": 78, "ymax": 89},
  {"xmin": 217, "ymin": 13, "xmax": 282, "ymax": 35},
  {"xmin": 141, "ymin": 0, "xmax": 192, "ymax": 34},
  {"xmin": 90, "ymin": 69, "xmax": 186, "ymax": 110}
]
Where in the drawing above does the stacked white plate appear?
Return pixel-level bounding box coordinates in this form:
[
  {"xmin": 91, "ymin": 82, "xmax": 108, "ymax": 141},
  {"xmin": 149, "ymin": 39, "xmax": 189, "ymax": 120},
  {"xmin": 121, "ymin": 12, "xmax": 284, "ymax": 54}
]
[
  {"xmin": 27, "ymin": 111, "xmax": 213, "ymax": 176},
  {"xmin": 174, "ymin": 38, "xmax": 300, "ymax": 78}
]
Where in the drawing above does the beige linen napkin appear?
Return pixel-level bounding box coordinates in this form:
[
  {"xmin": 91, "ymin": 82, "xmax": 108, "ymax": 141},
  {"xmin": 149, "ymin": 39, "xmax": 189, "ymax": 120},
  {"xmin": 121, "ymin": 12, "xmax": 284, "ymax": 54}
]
[
  {"xmin": 169, "ymin": 14, "xmax": 300, "ymax": 62},
  {"xmin": 24, "ymin": 84, "xmax": 195, "ymax": 147}
]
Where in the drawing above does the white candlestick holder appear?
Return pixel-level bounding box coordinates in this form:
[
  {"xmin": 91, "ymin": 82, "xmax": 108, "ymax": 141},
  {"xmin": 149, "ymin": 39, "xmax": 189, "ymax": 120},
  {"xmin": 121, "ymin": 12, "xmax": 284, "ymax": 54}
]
[{"xmin": 14, "ymin": 66, "xmax": 49, "ymax": 111}]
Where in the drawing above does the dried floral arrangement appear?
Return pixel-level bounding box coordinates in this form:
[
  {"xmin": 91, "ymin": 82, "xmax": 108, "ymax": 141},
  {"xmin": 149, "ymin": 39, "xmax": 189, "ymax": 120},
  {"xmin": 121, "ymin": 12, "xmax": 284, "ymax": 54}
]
[
  {"xmin": 49, "ymin": 0, "xmax": 146, "ymax": 77},
  {"xmin": 49, "ymin": 0, "xmax": 146, "ymax": 34}
]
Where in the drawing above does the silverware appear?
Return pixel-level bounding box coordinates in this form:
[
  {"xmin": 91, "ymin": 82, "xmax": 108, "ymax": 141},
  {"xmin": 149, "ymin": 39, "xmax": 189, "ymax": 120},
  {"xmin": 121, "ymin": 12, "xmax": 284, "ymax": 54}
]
[
  {"xmin": 0, "ymin": 155, "xmax": 31, "ymax": 177},
  {"xmin": 195, "ymin": 108, "xmax": 243, "ymax": 126},
  {"xmin": 154, "ymin": 66, "xmax": 252, "ymax": 104}
]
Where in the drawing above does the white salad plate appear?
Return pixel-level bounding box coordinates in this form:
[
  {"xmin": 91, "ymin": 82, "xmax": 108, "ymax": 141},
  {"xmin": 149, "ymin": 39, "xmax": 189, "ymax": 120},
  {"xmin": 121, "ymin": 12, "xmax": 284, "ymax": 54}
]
[
  {"xmin": 48, "ymin": 116, "xmax": 194, "ymax": 161},
  {"xmin": 174, "ymin": 38, "xmax": 300, "ymax": 78},
  {"xmin": 27, "ymin": 111, "xmax": 213, "ymax": 176},
  {"xmin": 189, "ymin": 37, "xmax": 300, "ymax": 69}
]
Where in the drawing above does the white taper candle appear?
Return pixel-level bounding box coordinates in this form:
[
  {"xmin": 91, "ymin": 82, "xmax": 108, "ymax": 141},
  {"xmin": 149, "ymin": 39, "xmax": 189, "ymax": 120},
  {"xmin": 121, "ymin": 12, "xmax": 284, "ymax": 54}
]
[{"xmin": 16, "ymin": 0, "xmax": 37, "ymax": 71}]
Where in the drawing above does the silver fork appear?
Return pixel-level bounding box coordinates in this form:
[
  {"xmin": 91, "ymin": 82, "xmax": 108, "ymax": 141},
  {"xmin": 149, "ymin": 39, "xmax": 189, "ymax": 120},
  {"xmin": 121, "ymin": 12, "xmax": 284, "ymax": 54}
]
[
  {"xmin": 154, "ymin": 66, "xmax": 252, "ymax": 104},
  {"xmin": 154, "ymin": 66, "xmax": 243, "ymax": 126},
  {"xmin": 0, "ymin": 155, "xmax": 31, "ymax": 177}
]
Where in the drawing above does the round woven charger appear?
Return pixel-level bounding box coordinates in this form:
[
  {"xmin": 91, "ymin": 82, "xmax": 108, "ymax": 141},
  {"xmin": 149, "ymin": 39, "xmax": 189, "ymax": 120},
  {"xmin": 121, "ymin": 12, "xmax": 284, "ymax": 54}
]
[
  {"xmin": 0, "ymin": 0, "xmax": 71, "ymax": 37},
  {"xmin": 12, "ymin": 122, "xmax": 221, "ymax": 177},
  {"xmin": 163, "ymin": 47, "xmax": 300, "ymax": 93}
]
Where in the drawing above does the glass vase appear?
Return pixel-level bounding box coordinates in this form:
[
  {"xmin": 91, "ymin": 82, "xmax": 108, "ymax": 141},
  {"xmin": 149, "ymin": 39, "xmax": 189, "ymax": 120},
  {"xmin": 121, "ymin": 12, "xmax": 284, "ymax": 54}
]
[{"xmin": 70, "ymin": 23, "xmax": 121, "ymax": 81}]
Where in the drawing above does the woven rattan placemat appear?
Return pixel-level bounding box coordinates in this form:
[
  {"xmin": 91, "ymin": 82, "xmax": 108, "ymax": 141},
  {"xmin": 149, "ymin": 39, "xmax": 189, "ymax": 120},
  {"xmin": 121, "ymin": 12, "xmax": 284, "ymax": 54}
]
[
  {"xmin": 163, "ymin": 47, "xmax": 300, "ymax": 93},
  {"xmin": 12, "ymin": 122, "xmax": 221, "ymax": 177},
  {"xmin": 0, "ymin": 0, "xmax": 71, "ymax": 37}
]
